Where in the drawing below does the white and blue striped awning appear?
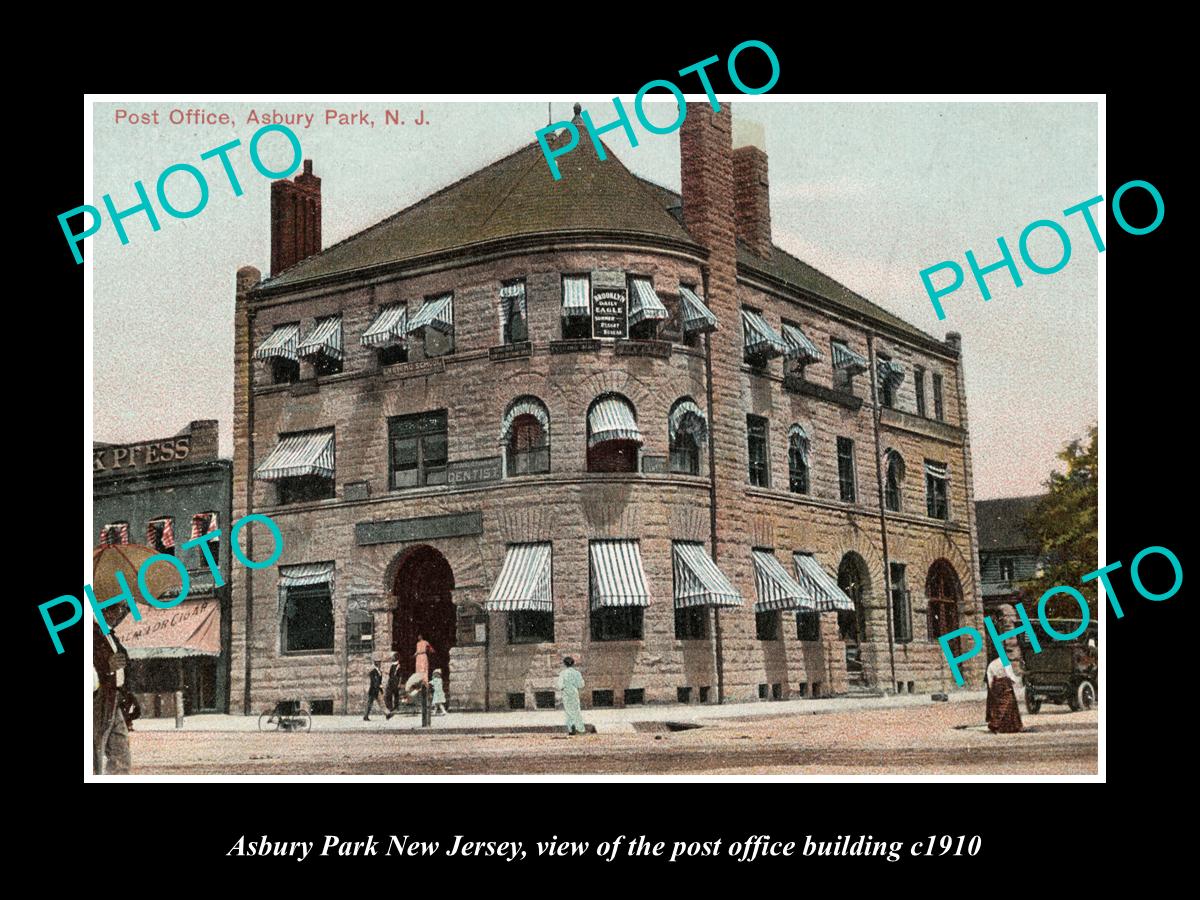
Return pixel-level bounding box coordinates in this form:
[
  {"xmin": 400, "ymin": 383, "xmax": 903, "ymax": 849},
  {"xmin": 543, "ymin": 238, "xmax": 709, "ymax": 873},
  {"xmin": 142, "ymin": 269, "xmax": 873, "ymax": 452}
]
[
  {"xmin": 298, "ymin": 315, "xmax": 344, "ymax": 362},
  {"xmin": 562, "ymin": 275, "xmax": 591, "ymax": 318},
  {"xmin": 679, "ymin": 286, "xmax": 718, "ymax": 334},
  {"xmin": 361, "ymin": 304, "xmax": 408, "ymax": 348},
  {"xmin": 589, "ymin": 540, "xmax": 649, "ymax": 609},
  {"xmin": 788, "ymin": 424, "xmax": 810, "ymax": 464},
  {"xmin": 500, "ymin": 281, "xmax": 526, "ymax": 318},
  {"xmin": 408, "ymin": 294, "xmax": 454, "ymax": 334},
  {"xmin": 742, "ymin": 309, "xmax": 787, "ymax": 359},
  {"xmin": 255, "ymin": 430, "xmax": 335, "ymax": 481},
  {"xmin": 831, "ymin": 341, "xmax": 868, "ymax": 373},
  {"xmin": 877, "ymin": 359, "xmax": 905, "ymax": 388},
  {"xmin": 752, "ymin": 549, "xmax": 815, "ymax": 612},
  {"xmin": 486, "ymin": 543, "xmax": 553, "ymax": 612},
  {"xmin": 628, "ymin": 278, "xmax": 669, "ymax": 326},
  {"xmin": 782, "ymin": 323, "xmax": 823, "ymax": 364},
  {"xmin": 669, "ymin": 399, "xmax": 707, "ymax": 444},
  {"xmin": 279, "ymin": 561, "xmax": 334, "ymax": 588},
  {"xmin": 672, "ymin": 542, "xmax": 742, "ymax": 609},
  {"xmin": 925, "ymin": 460, "xmax": 948, "ymax": 480},
  {"xmin": 793, "ymin": 553, "xmax": 855, "ymax": 612},
  {"xmin": 500, "ymin": 397, "xmax": 550, "ymax": 443},
  {"xmin": 587, "ymin": 396, "xmax": 642, "ymax": 448},
  {"xmin": 254, "ymin": 323, "xmax": 300, "ymax": 362}
]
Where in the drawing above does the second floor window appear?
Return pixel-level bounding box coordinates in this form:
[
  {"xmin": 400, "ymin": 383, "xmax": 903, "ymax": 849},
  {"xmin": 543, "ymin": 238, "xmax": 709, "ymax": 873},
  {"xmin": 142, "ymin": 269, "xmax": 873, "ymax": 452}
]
[
  {"xmin": 788, "ymin": 425, "xmax": 810, "ymax": 494},
  {"xmin": 747, "ymin": 415, "xmax": 769, "ymax": 487},
  {"xmin": 390, "ymin": 411, "xmax": 448, "ymax": 489},
  {"xmin": 147, "ymin": 517, "xmax": 175, "ymax": 556},
  {"xmin": 837, "ymin": 437, "xmax": 856, "ymax": 503},
  {"xmin": 914, "ymin": 366, "xmax": 927, "ymax": 417},
  {"xmin": 503, "ymin": 397, "xmax": 550, "ymax": 476},
  {"xmin": 190, "ymin": 513, "xmax": 219, "ymax": 566},
  {"xmin": 669, "ymin": 398, "xmax": 707, "ymax": 476},
  {"xmin": 998, "ymin": 557, "xmax": 1015, "ymax": 581},
  {"xmin": 925, "ymin": 460, "xmax": 949, "ymax": 520},
  {"xmin": 501, "ymin": 281, "xmax": 528, "ymax": 345},
  {"xmin": 933, "ymin": 373, "xmax": 945, "ymax": 421},
  {"xmin": 256, "ymin": 429, "xmax": 336, "ymax": 505},
  {"xmin": 561, "ymin": 274, "xmax": 592, "ymax": 340}
]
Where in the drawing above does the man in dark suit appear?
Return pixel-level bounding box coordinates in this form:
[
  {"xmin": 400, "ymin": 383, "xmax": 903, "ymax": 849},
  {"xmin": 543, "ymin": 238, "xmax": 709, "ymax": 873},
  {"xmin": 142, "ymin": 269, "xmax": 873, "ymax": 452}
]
[
  {"xmin": 384, "ymin": 655, "xmax": 402, "ymax": 720},
  {"xmin": 93, "ymin": 606, "xmax": 132, "ymax": 774},
  {"xmin": 364, "ymin": 659, "xmax": 384, "ymax": 721}
]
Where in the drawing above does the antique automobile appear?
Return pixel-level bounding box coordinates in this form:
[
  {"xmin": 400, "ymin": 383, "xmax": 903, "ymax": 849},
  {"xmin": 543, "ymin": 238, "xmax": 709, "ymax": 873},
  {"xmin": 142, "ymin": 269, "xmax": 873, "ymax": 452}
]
[
  {"xmin": 1019, "ymin": 619, "xmax": 1097, "ymax": 714},
  {"xmin": 258, "ymin": 698, "xmax": 312, "ymax": 732}
]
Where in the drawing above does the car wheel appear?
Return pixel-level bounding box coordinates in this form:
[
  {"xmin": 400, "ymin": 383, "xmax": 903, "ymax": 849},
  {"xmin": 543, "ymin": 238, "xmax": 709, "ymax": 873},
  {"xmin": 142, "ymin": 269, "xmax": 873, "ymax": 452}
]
[
  {"xmin": 1026, "ymin": 693, "xmax": 1041, "ymax": 715},
  {"xmin": 1077, "ymin": 680, "xmax": 1096, "ymax": 711}
]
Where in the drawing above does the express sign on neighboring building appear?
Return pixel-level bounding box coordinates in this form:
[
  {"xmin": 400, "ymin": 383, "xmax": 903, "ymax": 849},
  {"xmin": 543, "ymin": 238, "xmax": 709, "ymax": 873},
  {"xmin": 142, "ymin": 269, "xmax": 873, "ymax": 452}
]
[{"xmin": 93, "ymin": 436, "xmax": 191, "ymax": 472}]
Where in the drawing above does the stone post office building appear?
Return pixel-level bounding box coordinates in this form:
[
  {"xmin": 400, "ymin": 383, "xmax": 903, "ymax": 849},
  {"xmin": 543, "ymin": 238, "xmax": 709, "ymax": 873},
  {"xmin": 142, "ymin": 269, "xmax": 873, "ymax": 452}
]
[{"xmin": 229, "ymin": 104, "xmax": 985, "ymax": 714}]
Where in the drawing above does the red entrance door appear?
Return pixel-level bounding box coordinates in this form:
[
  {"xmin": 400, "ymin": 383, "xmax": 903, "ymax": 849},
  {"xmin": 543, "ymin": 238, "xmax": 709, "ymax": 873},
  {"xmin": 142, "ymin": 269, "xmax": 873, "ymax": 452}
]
[{"xmin": 391, "ymin": 546, "xmax": 456, "ymax": 692}]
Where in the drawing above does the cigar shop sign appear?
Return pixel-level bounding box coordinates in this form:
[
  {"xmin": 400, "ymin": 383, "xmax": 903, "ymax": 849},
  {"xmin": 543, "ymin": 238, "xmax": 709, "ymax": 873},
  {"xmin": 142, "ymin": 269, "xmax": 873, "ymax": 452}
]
[{"xmin": 94, "ymin": 435, "xmax": 191, "ymax": 472}]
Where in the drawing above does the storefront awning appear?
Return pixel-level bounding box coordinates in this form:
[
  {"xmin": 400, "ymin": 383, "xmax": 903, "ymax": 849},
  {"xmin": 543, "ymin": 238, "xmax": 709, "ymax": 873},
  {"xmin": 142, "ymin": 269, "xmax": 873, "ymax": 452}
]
[
  {"xmin": 679, "ymin": 286, "xmax": 718, "ymax": 334},
  {"xmin": 752, "ymin": 549, "xmax": 815, "ymax": 612},
  {"xmin": 669, "ymin": 399, "xmax": 707, "ymax": 444},
  {"xmin": 877, "ymin": 359, "xmax": 905, "ymax": 388},
  {"xmin": 832, "ymin": 341, "xmax": 868, "ymax": 373},
  {"xmin": 628, "ymin": 278, "xmax": 669, "ymax": 326},
  {"xmin": 279, "ymin": 561, "xmax": 335, "ymax": 587},
  {"xmin": 782, "ymin": 323, "xmax": 823, "ymax": 364},
  {"xmin": 115, "ymin": 598, "xmax": 221, "ymax": 659},
  {"xmin": 408, "ymin": 294, "xmax": 454, "ymax": 334},
  {"xmin": 742, "ymin": 309, "xmax": 787, "ymax": 359},
  {"xmin": 254, "ymin": 323, "xmax": 300, "ymax": 362},
  {"xmin": 562, "ymin": 275, "xmax": 591, "ymax": 318},
  {"xmin": 361, "ymin": 304, "xmax": 408, "ymax": 348},
  {"xmin": 486, "ymin": 543, "xmax": 553, "ymax": 612},
  {"xmin": 793, "ymin": 553, "xmax": 855, "ymax": 612},
  {"xmin": 298, "ymin": 315, "xmax": 344, "ymax": 362},
  {"xmin": 587, "ymin": 396, "xmax": 642, "ymax": 448},
  {"xmin": 590, "ymin": 540, "xmax": 649, "ymax": 609},
  {"xmin": 255, "ymin": 430, "xmax": 335, "ymax": 480},
  {"xmin": 672, "ymin": 542, "xmax": 742, "ymax": 609}
]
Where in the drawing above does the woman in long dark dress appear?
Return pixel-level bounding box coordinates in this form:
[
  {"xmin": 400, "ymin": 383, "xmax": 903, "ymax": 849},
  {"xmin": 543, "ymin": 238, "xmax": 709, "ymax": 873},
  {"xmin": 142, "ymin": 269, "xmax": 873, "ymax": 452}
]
[{"xmin": 985, "ymin": 654, "xmax": 1024, "ymax": 733}]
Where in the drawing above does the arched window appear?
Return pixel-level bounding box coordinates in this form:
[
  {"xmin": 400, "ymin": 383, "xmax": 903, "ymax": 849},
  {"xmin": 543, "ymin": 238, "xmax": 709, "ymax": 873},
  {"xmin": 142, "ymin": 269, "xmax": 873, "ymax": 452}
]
[
  {"xmin": 927, "ymin": 559, "xmax": 963, "ymax": 653},
  {"xmin": 668, "ymin": 398, "xmax": 707, "ymax": 475},
  {"xmin": 501, "ymin": 396, "xmax": 550, "ymax": 476},
  {"xmin": 587, "ymin": 394, "xmax": 642, "ymax": 473},
  {"xmin": 884, "ymin": 448, "xmax": 905, "ymax": 512},
  {"xmin": 788, "ymin": 424, "xmax": 810, "ymax": 494}
]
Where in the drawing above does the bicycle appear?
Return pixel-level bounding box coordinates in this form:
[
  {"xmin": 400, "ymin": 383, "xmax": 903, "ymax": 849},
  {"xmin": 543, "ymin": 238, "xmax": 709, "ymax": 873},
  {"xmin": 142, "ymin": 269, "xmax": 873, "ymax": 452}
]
[{"xmin": 257, "ymin": 698, "xmax": 313, "ymax": 732}]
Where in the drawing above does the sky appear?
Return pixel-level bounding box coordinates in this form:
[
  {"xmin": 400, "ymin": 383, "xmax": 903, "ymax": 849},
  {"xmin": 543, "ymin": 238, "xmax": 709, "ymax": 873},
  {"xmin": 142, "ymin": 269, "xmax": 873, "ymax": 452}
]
[{"xmin": 90, "ymin": 98, "xmax": 1098, "ymax": 500}]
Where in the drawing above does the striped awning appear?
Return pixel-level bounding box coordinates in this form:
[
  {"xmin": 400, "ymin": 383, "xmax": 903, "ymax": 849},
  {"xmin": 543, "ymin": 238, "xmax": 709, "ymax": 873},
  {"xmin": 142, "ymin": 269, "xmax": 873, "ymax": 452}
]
[
  {"xmin": 190, "ymin": 512, "xmax": 218, "ymax": 540},
  {"xmin": 587, "ymin": 396, "xmax": 642, "ymax": 448},
  {"xmin": 500, "ymin": 282, "xmax": 526, "ymax": 318},
  {"xmin": 925, "ymin": 460, "xmax": 948, "ymax": 480},
  {"xmin": 254, "ymin": 323, "xmax": 300, "ymax": 362},
  {"xmin": 877, "ymin": 359, "xmax": 905, "ymax": 388},
  {"xmin": 628, "ymin": 278, "xmax": 669, "ymax": 326},
  {"xmin": 589, "ymin": 540, "xmax": 649, "ymax": 609},
  {"xmin": 562, "ymin": 275, "xmax": 591, "ymax": 318},
  {"xmin": 793, "ymin": 553, "xmax": 855, "ymax": 612},
  {"xmin": 669, "ymin": 399, "xmax": 707, "ymax": 443},
  {"xmin": 147, "ymin": 518, "xmax": 175, "ymax": 549},
  {"xmin": 255, "ymin": 430, "xmax": 335, "ymax": 480},
  {"xmin": 678, "ymin": 286, "xmax": 718, "ymax": 334},
  {"xmin": 752, "ymin": 549, "xmax": 814, "ymax": 612},
  {"xmin": 782, "ymin": 323, "xmax": 823, "ymax": 364},
  {"xmin": 298, "ymin": 315, "xmax": 344, "ymax": 362},
  {"xmin": 279, "ymin": 561, "xmax": 334, "ymax": 587},
  {"xmin": 98, "ymin": 523, "xmax": 131, "ymax": 547},
  {"xmin": 486, "ymin": 543, "xmax": 553, "ymax": 612},
  {"xmin": 788, "ymin": 424, "xmax": 810, "ymax": 463},
  {"xmin": 500, "ymin": 398, "xmax": 550, "ymax": 442},
  {"xmin": 832, "ymin": 341, "xmax": 868, "ymax": 373},
  {"xmin": 742, "ymin": 309, "xmax": 787, "ymax": 359},
  {"xmin": 361, "ymin": 304, "xmax": 408, "ymax": 348},
  {"xmin": 408, "ymin": 294, "xmax": 454, "ymax": 334},
  {"xmin": 672, "ymin": 542, "xmax": 742, "ymax": 609}
]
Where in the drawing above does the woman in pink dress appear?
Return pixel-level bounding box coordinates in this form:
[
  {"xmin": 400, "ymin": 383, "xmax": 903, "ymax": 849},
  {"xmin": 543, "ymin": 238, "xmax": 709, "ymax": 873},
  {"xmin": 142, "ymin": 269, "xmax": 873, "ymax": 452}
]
[{"xmin": 414, "ymin": 634, "xmax": 434, "ymax": 683}]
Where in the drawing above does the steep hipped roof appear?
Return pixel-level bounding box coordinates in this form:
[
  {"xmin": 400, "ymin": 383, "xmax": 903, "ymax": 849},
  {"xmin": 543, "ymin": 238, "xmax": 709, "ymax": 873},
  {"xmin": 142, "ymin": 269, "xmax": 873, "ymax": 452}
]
[
  {"xmin": 263, "ymin": 128, "xmax": 698, "ymax": 289},
  {"xmin": 976, "ymin": 495, "xmax": 1045, "ymax": 552}
]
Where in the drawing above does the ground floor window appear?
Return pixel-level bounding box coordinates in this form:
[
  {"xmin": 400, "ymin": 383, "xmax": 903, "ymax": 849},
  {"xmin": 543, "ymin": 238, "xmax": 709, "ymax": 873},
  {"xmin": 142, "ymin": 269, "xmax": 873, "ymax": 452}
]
[
  {"xmin": 796, "ymin": 611, "xmax": 821, "ymax": 641},
  {"xmin": 674, "ymin": 606, "xmax": 707, "ymax": 640},
  {"xmin": 283, "ymin": 583, "xmax": 334, "ymax": 653},
  {"xmin": 590, "ymin": 606, "xmax": 643, "ymax": 641},
  {"xmin": 508, "ymin": 611, "xmax": 554, "ymax": 644},
  {"xmin": 756, "ymin": 610, "xmax": 780, "ymax": 640}
]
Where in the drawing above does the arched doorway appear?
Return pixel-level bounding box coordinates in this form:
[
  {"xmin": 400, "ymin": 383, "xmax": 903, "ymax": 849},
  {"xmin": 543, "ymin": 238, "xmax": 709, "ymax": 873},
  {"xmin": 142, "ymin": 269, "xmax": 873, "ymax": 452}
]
[
  {"xmin": 391, "ymin": 546, "xmax": 456, "ymax": 691},
  {"xmin": 926, "ymin": 559, "xmax": 963, "ymax": 659},
  {"xmin": 837, "ymin": 552, "xmax": 871, "ymax": 686}
]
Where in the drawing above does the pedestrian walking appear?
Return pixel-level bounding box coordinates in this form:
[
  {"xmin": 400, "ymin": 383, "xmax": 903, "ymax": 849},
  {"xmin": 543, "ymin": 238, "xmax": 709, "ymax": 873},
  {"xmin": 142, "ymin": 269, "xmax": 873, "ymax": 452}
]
[
  {"xmin": 384, "ymin": 655, "xmax": 401, "ymax": 720},
  {"xmin": 431, "ymin": 669, "xmax": 448, "ymax": 716},
  {"xmin": 93, "ymin": 617, "xmax": 132, "ymax": 774},
  {"xmin": 985, "ymin": 646, "xmax": 1024, "ymax": 734},
  {"xmin": 414, "ymin": 634, "xmax": 434, "ymax": 684},
  {"xmin": 557, "ymin": 656, "xmax": 587, "ymax": 736},
  {"xmin": 364, "ymin": 659, "xmax": 384, "ymax": 721}
]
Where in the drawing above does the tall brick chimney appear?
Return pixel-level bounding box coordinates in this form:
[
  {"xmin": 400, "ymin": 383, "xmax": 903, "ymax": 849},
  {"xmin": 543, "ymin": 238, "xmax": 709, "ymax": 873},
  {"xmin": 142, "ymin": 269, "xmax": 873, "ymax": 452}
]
[
  {"xmin": 732, "ymin": 119, "xmax": 772, "ymax": 260},
  {"xmin": 270, "ymin": 159, "xmax": 321, "ymax": 277}
]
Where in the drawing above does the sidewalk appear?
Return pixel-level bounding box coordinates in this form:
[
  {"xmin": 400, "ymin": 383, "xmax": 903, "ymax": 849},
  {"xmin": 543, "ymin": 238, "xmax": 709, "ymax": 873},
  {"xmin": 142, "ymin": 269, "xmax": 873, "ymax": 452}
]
[{"xmin": 134, "ymin": 690, "xmax": 986, "ymax": 735}]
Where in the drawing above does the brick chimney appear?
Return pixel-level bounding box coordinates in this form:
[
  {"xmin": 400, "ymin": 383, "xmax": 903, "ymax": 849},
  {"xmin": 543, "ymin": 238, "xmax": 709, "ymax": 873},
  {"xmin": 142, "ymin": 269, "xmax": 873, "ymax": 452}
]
[
  {"xmin": 270, "ymin": 159, "xmax": 321, "ymax": 277},
  {"xmin": 732, "ymin": 119, "xmax": 772, "ymax": 260}
]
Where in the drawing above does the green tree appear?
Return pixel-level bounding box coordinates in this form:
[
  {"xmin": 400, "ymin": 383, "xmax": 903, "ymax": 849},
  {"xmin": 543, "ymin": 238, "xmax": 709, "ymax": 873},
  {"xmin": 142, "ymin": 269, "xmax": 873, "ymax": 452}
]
[{"xmin": 1019, "ymin": 425, "xmax": 1098, "ymax": 617}]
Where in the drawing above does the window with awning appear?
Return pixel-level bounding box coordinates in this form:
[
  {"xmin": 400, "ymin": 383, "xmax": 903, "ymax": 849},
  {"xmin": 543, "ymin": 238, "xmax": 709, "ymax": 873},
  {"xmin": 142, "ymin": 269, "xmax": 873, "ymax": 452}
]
[
  {"xmin": 925, "ymin": 459, "xmax": 949, "ymax": 519},
  {"xmin": 486, "ymin": 543, "xmax": 553, "ymax": 612},
  {"xmin": 672, "ymin": 542, "xmax": 742, "ymax": 608},
  {"xmin": 742, "ymin": 308, "xmax": 787, "ymax": 361},
  {"xmin": 792, "ymin": 553, "xmax": 855, "ymax": 612},
  {"xmin": 255, "ymin": 429, "xmax": 335, "ymax": 481},
  {"xmin": 361, "ymin": 304, "xmax": 408, "ymax": 348},
  {"xmin": 628, "ymin": 277, "xmax": 669, "ymax": 326},
  {"xmin": 408, "ymin": 294, "xmax": 454, "ymax": 334},
  {"xmin": 298, "ymin": 315, "xmax": 344, "ymax": 362},
  {"xmin": 752, "ymin": 549, "xmax": 815, "ymax": 612},
  {"xmin": 99, "ymin": 522, "xmax": 130, "ymax": 547},
  {"xmin": 587, "ymin": 395, "xmax": 642, "ymax": 448},
  {"xmin": 831, "ymin": 340, "xmax": 868, "ymax": 374},
  {"xmin": 500, "ymin": 281, "xmax": 527, "ymax": 344},
  {"xmin": 678, "ymin": 286, "xmax": 718, "ymax": 334},
  {"xmin": 147, "ymin": 517, "xmax": 175, "ymax": 555},
  {"xmin": 781, "ymin": 321, "xmax": 822, "ymax": 364},
  {"xmin": 562, "ymin": 275, "xmax": 591, "ymax": 319},
  {"xmin": 877, "ymin": 358, "xmax": 905, "ymax": 388},
  {"xmin": 279, "ymin": 562, "xmax": 334, "ymax": 654},
  {"xmin": 589, "ymin": 539, "xmax": 650, "ymax": 609},
  {"xmin": 254, "ymin": 323, "xmax": 301, "ymax": 361},
  {"xmin": 668, "ymin": 399, "xmax": 707, "ymax": 445}
]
